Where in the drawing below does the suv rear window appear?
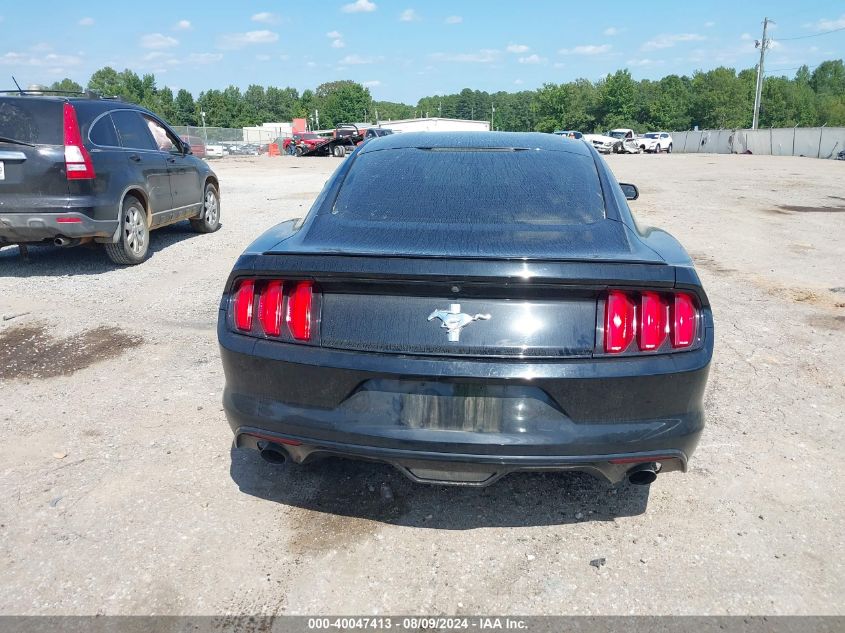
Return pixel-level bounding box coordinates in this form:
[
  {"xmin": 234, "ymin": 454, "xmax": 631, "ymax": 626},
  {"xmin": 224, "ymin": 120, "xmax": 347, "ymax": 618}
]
[
  {"xmin": 0, "ymin": 98, "xmax": 63, "ymax": 145},
  {"xmin": 332, "ymin": 147, "xmax": 605, "ymax": 225}
]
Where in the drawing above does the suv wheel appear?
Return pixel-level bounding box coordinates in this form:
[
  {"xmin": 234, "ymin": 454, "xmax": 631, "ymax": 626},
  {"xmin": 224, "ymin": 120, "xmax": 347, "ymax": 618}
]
[
  {"xmin": 105, "ymin": 196, "xmax": 149, "ymax": 265},
  {"xmin": 190, "ymin": 183, "xmax": 221, "ymax": 233},
  {"xmin": 667, "ymin": 143, "xmax": 673, "ymax": 153},
  {"xmin": 333, "ymin": 145, "xmax": 346, "ymax": 158}
]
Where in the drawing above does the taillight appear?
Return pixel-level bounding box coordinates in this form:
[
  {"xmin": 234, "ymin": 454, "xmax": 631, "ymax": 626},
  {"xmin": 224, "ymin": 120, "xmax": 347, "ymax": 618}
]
[
  {"xmin": 63, "ymin": 103, "xmax": 96, "ymax": 181},
  {"xmin": 286, "ymin": 281, "xmax": 313, "ymax": 341},
  {"xmin": 638, "ymin": 292, "xmax": 669, "ymax": 351},
  {"xmin": 257, "ymin": 280, "xmax": 284, "ymax": 337},
  {"xmin": 230, "ymin": 278, "xmax": 315, "ymax": 341},
  {"xmin": 604, "ymin": 290, "xmax": 636, "ymax": 353},
  {"xmin": 233, "ymin": 280, "xmax": 255, "ymax": 332},
  {"xmin": 672, "ymin": 293, "xmax": 697, "ymax": 348},
  {"xmin": 604, "ymin": 290, "xmax": 698, "ymax": 353}
]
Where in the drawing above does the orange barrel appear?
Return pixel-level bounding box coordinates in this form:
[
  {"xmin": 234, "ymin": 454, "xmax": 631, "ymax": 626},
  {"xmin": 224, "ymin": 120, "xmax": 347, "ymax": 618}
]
[{"xmin": 268, "ymin": 143, "xmax": 280, "ymax": 156}]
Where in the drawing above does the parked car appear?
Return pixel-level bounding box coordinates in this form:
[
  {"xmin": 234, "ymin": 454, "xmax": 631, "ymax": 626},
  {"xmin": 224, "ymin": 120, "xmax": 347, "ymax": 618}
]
[
  {"xmin": 181, "ymin": 134, "xmax": 206, "ymax": 159},
  {"xmin": 0, "ymin": 93, "xmax": 220, "ymax": 265},
  {"xmin": 584, "ymin": 128, "xmax": 640, "ymax": 154},
  {"xmin": 281, "ymin": 133, "xmax": 326, "ymax": 156},
  {"xmin": 356, "ymin": 127, "xmax": 394, "ymax": 146},
  {"xmin": 638, "ymin": 132, "xmax": 674, "ymax": 153},
  {"xmin": 206, "ymin": 144, "xmax": 225, "ymax": 159},
  {"xmin": 218, "ymin": 131, "xmax": 712, "ymax": 489}
]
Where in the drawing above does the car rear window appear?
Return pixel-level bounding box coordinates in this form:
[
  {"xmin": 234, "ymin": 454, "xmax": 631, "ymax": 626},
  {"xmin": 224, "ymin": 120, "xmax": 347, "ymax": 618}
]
[
  {"xmin": 332, "ymin": 147, "xmax": 605, "ymax": 225},
  {"xmin": 0, "ymin": 98, "xmax": 63, "ymax": 145}
]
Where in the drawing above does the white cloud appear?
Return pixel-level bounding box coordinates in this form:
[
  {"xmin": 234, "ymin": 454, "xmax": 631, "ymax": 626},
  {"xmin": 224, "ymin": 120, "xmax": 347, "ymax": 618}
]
[
  {"xmin": 251, "ymin": 12, "xmax": 279, "ymax": 24},
  {"xmin": 326, "ymin": 31, "xmax": 345, "ymax": 48},
  {"xmin": 78, "ymin": 17, "xmax": 94, "ymax": 27},
  {"xmin": 339, "ymin": 54, "xmax": 383, "ymax": 64},
  {"xmin": 506, "ymin": 43, "xmax": 529, "ymax": 53},
  {"xmin": 256, "ymin": 54, "xmax": 271, "ymax": 61},
  {"xmin": 400, "ymin": 9, "xmax": 420, "ymax": 22},
  {"xmin": 513, "ymin": 79, "xmax": 524, "ymax": 85},
  {"xmin": 518, "ymin": 54, "xmax": 546, "ymax": 64},
  {"xmin": 174, "ymin": 19, "xmax": 192, "ymax": 31},
  {"xmin": 814, "ymin": 14, "xmax": 845, "ymax": 30},
  {"xmin": 0, "ymin": 51, "xmax": 83, "ymax": 67},
  {"xmin": 430, "ymin": 49, "xmax": 499, "ymax": 63},
  {"xmin": 704, "ymin": 21, "xmax": 716, "ymax": 28},
  {"xmin": 342, "ymin": 0, "xmax": 377, "ymax": 13},
  {"xmin": 185, "ymin": 53, "xmax": 223, "ymax": 65},
  {"xmin": 603, "ymin": 27, "xmax": 620, "ymax": 36},
  {"xmin": 363, "ymin": 80, "xmax": 381, "ymax": 87},
  {"xmin": 559, "ymin": 44, "xmax": 611, "ymax": 55},
  {"xmin": 218, "ymin": 30, "xmax": 279, "ymax": 49},
  {"xmin": 642, "ymin": 33, "xmax": 705, "ymax": 50},
  {"xmin": 626, "ymin": 58, "xmax": 661, "ymax": 67},
  {"xmin": 140, "ymin": 33, "xmax": 179, "ymax": 49},
  {"xmin": 740, "ymin": 33, "xmax": 752, "ymax": 40},
  {"xmin": 553, "ymin": 62, "xmax": 566, "ymax": 68},
  {"xmin": 445, "ymin": 15, "xmax": 462, "ymax": 24}
]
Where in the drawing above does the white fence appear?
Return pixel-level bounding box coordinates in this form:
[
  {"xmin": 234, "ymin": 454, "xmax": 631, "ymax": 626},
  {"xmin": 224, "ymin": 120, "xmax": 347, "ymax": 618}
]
[{"xmin": 672, "ymin": 127, "xmax": 845, "ymax": 159}]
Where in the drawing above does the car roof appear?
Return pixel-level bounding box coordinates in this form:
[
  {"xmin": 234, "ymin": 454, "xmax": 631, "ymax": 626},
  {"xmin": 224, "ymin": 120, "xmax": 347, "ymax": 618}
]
[{"xmin": 359, "ymin": 131, "xmax": 593, "ymax": 156}]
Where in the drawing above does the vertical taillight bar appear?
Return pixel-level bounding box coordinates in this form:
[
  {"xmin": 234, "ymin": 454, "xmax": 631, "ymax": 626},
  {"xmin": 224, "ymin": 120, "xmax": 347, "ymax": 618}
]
[
  {"xmin": 257, "ymin": 280, "xmax": 284, "ymax": 336},
  {"xmin": 286, "ymin": 282, "xmax": 313, "ymax": 341},
  {"xmin": 604, "ymin": 290, "xmax": 636, "ymax": 353},
  {"xmin": 233, "ymin": 280, "xmax": 255, "ymax": 332},
  {"xmin": 638, "ymin": 292, "xmax": 669, "ymax": 351},
  {"xmin": 672, "ymin": 293, "xmax": 697, "ymax": 348}
]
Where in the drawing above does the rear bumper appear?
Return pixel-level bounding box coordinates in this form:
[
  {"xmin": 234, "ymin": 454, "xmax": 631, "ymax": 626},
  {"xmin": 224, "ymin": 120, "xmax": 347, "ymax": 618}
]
[
  {"xmin": 0, "ymin": 210, "xmax": 116, "ymax": 242},
  {"xmin": 220, "ymin": 321, "xmax": 712, "ymax": 486}
]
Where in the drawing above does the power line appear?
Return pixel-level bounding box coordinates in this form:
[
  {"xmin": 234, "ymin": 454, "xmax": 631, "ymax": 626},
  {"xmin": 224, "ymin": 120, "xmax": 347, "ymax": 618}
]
[
  {"xmin": 774, "ymin": 25, "xmax": 845, "ymax": 41},
  {"xmin": 765, "ymin": 63, "xmax": 822, "ymax": 75}
]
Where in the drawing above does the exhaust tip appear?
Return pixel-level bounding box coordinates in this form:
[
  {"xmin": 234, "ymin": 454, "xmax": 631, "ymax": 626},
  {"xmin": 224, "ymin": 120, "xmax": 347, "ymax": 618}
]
[
  {"xmin": 259, "ymin": 444, "xmax": 288, "ymax": 465},
  {"xmin": 627, "ymin": 464, "xmax": 658, "ymax": 486}
]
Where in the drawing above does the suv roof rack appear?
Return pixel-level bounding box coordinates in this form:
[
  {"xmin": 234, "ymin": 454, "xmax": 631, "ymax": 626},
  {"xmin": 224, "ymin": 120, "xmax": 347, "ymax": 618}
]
[{"xmin": 0, "ymin": 89, "xmax": 121, "ymax": 101}]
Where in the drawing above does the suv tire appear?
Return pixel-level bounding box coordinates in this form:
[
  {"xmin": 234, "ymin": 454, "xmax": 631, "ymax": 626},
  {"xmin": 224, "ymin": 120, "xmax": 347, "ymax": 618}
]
[
  {"xmin": 105, "ymin": 196, "xmax": 149, "ymax": 265},
  {"xmin": 190, "ymin": 183, "xmax": 221, "ymax": 234}
]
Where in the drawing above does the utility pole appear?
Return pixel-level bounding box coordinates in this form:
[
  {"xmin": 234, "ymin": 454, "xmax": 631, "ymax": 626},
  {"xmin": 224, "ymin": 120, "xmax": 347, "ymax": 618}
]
[
  {"xmin": 438, "ymin": 100, "xmax": 442, "ymax": 117},
  {"xmin": 315, "ymin": 109, "xmax": 319, "ymax": 130},
  {"xmin": 491, "ymin": 103, "xmax": 495, "ymax": 131},
  {"xmin": 752, "ymin": 17, "xmax": 772, "ymax": 130}
]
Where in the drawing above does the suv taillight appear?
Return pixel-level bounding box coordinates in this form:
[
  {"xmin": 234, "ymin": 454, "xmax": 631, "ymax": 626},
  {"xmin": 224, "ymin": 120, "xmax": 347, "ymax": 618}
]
[
  {"xmin": 603, "ymin": 290, "xmax": 698, "ymax": 354},
  {"xmin": 63, "ymin": 102, "xmax": 95, "ymax": 180},
  {"xmin": 231, "ymin": 278, "xmax": 314, "ymax": 342}
]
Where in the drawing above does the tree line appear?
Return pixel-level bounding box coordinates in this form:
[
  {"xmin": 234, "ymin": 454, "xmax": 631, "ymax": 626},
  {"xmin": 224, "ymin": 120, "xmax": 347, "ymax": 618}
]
[{"xmin": 47, "ymin": 59, "xmax": 845, "ymax": 132}]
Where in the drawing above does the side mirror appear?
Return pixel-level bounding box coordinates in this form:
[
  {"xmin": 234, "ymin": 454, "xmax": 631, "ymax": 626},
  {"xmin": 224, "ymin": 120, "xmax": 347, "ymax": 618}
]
[
  {"xmin": 183, "ymin": 141, "xmax": 193, "ymax": 155},
  {"xmin": 619, "ymin": 182, "xmax": 639, "ymax": 200}
]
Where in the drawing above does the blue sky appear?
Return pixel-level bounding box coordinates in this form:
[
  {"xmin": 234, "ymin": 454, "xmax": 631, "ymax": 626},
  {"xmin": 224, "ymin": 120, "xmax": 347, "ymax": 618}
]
[{"xmin": 1, "ymin": 1, "xmax": 843, "ymax": 103}]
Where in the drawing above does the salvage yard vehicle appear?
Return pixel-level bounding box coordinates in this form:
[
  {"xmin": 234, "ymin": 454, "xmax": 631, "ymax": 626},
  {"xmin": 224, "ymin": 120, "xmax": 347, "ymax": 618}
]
[
  {"xmin": 205, "ymin": 143, "xmax": 225, "ymax": 159},
  {"xmin": 585, "ymin": 128, "xmax": 641, "ymax": 154},
  {"xmin": 638, "ymin": 132, "xmax": 674, "ymax": 153},
  {"xmin": 0, "ymin": 92, "xmax": 221, "ymax": 265},
  {"xmin": 281, "ymin": 133, "xmax": 326, "ymax": 156},
  {"xmin": 218, "ymin": 132, "xmax": 712, "ymax": 488}
]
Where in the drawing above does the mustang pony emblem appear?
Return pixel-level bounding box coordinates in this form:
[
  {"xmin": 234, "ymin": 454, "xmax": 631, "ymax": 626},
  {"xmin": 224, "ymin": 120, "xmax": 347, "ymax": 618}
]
[{"xmin": 428, "ymin": 304, "xmax": 491, "ymax": 342}]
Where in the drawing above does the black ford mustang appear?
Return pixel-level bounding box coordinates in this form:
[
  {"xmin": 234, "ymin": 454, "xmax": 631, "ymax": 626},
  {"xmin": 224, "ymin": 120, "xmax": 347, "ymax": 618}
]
[{"xmin": 218, "ymin": 132, "xmax": 712, "ymax": 487}]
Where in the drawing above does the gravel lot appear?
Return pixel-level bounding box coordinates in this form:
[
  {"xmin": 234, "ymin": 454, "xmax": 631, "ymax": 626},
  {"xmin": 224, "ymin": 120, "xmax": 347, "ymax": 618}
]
[{"xmin": 0, "ymin": 152, "xmax": 843, "ymax": 615}]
